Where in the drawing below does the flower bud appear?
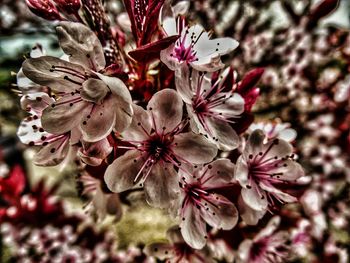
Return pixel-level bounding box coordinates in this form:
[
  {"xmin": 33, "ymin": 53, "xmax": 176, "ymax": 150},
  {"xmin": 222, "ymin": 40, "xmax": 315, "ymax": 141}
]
[
  {"xmin": 53, "ymin": 0, "xmax": 81, "ymax": 15},
  {"xmin": 307, "ymin": 0, "xmax": 339, "ymax": 29},
  {"xmin": 25, "ymin": 0, "xmax": 62, "ymax": 21}
]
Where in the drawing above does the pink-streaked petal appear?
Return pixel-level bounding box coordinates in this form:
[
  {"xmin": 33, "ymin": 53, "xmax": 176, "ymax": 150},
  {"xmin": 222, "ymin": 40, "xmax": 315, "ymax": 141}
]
[
  {"xmin": 269, "ymin": 159, "xmax": 305, "ymax": 181},
  {"xmin": 180, "ymin": 204, "xmax": 207, "ymax": 249},
  {"xmin": 172, "ymin": 132, "xmax": 217, "ymax": 164},
  {"xmin": 104, "ymin": 150, "xmax": 143, "ymax": 193},
  {"xmin": 144, "ymin": 163, "xmax": 180, "ymax": 208},
  {"xmin": 200, "ymin": 159, "xmax": 235, "ymax": 189},
  {"xmin": 147, "ymin": 89, "xmax": 183, "ymax": 133},
  {"xmin": 259, "ymin": 183, "xmax": 298, "ymax": 204},
  {"xmin": 22, "ymin": 56, "xmax": 85, "ymax": 93},
  {"xmin": 210, "ymin": 93, "xmax": 245, "ymax": 118},
  {"xmin": 241, "ymin": 183, "xmax": 268, "ymax": 211},
  {"xmin": 56, "ymin": 22, "xmax": 106, "ymax": 71},
  {"xmin": 34, "ymin": 136, "xmax": 70, "ymax": 166},
  {"xmin": 80, "ymin": 96, "xmax": 116, "ymax": 142},
  {"xmin": 201, "ymin": 194, "xmax": 238, "ymax": 230},
  {"xmin": 144, "ymin": 243, "xmax": 175, "ymax": 260},
  {"xmin": 260, "ymin": 138, "xmax": 293, "ymax": 161},
  {"xmin": 41, "ymin": 95, "xmax": 89, "ymax": 135},
  {"xmin": 238, "ymin": 195, "xmax": 266, "ymax": 226},
  {"xmin": 81, "ymin": 78, "xmax": 109, "ymax": 104}
]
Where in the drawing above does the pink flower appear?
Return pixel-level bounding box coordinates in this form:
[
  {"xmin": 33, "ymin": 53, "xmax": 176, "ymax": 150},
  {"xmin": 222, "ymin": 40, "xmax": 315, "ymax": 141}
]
[
  {"xmin": 235, "ymin": 130, "xmax": 304, "ymax": 225},
  {"xmin": 160, "ymin": 7, "xmax": 238, "ymax": 72},
  {"xmin": 144, "ymin": 226, "xmax": 213, "ymax": 263},
  {"xmin": 178, "ymin": 159, "xmax": 238, "ymax": 249},
  {"xmin": 17, "ymin": 92, "xmax": 75, "ymax": 166},
  {"xmin": 175, "ymin": 68, "xmax": 244, "ymax": 150},
  {"xmin": 237, "ymin": 216, "xmax": 290, "ymax": 263},
  {"xmin": 104, "ymin": 89, "xmax": 217, "ymax": 208},
  {"xmin": 22, "ymin": 22, "xmax": 133, "ymax": 143}
]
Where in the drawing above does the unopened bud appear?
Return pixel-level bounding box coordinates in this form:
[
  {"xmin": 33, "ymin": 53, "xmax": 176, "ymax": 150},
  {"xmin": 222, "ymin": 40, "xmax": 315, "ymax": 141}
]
[
  {"xmin": 307, "ymin": 0, "xmax": 339, "ymax": 29},
  {"xmin": 53, "ymin": 0, "xmax": 81, "ymax": 15},
  {"xmin": 26, "ymin": 0, "xmax": 62, "ymax": 21}
]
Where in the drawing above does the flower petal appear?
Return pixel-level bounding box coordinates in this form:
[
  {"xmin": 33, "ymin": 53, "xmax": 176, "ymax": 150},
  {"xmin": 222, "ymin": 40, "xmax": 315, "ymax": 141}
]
[
  {"xmin": 94, "ymin": 72, "xmax": 132, "ymax": 105},
  {"xmin": 41, "ymin": 94, "xmax": 89, "ymax": 135},
  {"xmin": 238, "ymin": 195, "xmax": 266, "ymax": 225},
  {"xmin": 78, "ymin": 138, "xmax": 112, "ymax": 166},
  {"xmin": 201, "ymin": 194, "xmax": 238, "ymax": 230},
  {"xmin": 270, "ymin": 159, "xmax": 305, "ymax": 181},
  {"xmin": 80, "ymin": 96, "xmax": 116, "ymax": 142},
  {"xmin": 81, "ymin": 78, "xmax": 109, "ymax": 104},
  {"xmin": 143, "ymin": 163, "xmax": 180, "ymax": 208},
  {"xmin": 241, "ymin": 182, "xmax": 268, "ymax": 211},
  {"xmin": 172, "ymin": 132, "xmax": 217, "ymax": 164},
  {"xmin": 180, "ymin": 204, "xmax": 207, "ymax": 249},
  {"xmin": 204, "ymin": 117, "xmax": 240, "ymax": 151},
  {"xmin": 147, "ymin": 89, "xmax": 183, "ymax": 133},
  {"xmin": 259, "ymin": 183, "xmax": 298, "ymax": 204},
  {"xmin": 56, "ymin": 21, "xmax": 106, "ymax": 71},
  {"xmin": 210, "ymin": 93, "xmax": 245, "ymax": 118},
  {"xmin": 245, "ymin": 129, "xmax": 266, "ymax": 157},
  {"xmin": 104, "ymin": 150, "xmax": 143, "ymax": 193},
  {"xmin": 34, "ymin": 136, "xmax": 70, "ymax": 166},
  {"xmin": 235, "ymin": 156, "xmax": 249, "ymax": 188},
  {"xmin": 22, "ymin": 56, "xmax": 85, "ymax": 93},
  {"xmin": 122, "ymin": 104, "xmax": 152, "ymax": 141},
  {"xmin": 200, "ymin": 159, "xmax": 235, "ymax": 189}
]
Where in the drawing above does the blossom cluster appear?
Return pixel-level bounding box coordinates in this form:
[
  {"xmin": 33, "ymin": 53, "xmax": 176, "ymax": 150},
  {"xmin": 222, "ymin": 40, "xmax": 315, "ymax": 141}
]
[{"xmin": 2, "ymin": 0, "xmax": 348, "ymax": 262}]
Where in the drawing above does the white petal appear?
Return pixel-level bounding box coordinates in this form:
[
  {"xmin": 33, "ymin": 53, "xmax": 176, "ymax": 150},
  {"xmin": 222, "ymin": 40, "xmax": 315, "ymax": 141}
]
[
  {"xmin": 122, "ymin": 104, "xmax": 152, "ymax": 141},
  {"xmin": 57, "ymin": 22, "xmax": 106, "ymax": 71},
  {"xmin": 144, "ymin": 163, "xmax": 180, "ymax": 208},
  {"xmin": 241, "ymin": 183, "xmax": 268, "ymax": 211},
  {"xmin": 172, "ymin": 132, "xmax": 217, "ymax": 164},
  {"xmin": 180, "ymin": 204, "xmax": 207, "ymax": 249},
  {"xmin": 147, "ymin": 89, "xmax": 183, "ymax": 133},
  {"xmin": 104, "ymin": 150, "xmax": 144, "ymax": 193}
]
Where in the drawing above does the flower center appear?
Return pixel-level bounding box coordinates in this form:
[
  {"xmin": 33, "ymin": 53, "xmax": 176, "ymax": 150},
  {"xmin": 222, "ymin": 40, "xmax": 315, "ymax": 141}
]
[{"xmin": 146, "ymin": 134, "xmax": 172, "ymax": 161}]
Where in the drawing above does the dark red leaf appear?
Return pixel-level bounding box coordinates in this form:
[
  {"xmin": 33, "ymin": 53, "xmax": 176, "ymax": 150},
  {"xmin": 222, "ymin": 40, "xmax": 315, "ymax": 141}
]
[{"xmin": 128, "ymin": 35, "xmax": 179, "ymax": 63}]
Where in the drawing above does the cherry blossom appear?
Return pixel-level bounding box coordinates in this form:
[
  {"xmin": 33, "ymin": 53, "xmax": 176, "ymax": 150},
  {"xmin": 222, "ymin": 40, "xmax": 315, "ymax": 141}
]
[
  {"xmin": 178, "ymin": 159, "xmax": 238, "ymax": 249},
  {"xmin": 160, "ymin": 4, "xmax": 238, "ymax": 72},
  {"xmin": 22, "ymin": 21, "xmax": 133, "ymax": 143},
  {"xmin": 175, "ymin": 68, "xmax": 244, "ymax": 150},
  {"xmin": 235, "ymin": 129, "xmax": 304, "ymax": 224},
  {"xmin": 237, "ymin": 216, "xmax": 290, "ymax": 263},
  {"xmin": 17, "ymin": 92, "xmax": 75, "ymax": 166},
  {"xmin": 104, "ymin": 89, "xmax": 217, "ymax": 208}
]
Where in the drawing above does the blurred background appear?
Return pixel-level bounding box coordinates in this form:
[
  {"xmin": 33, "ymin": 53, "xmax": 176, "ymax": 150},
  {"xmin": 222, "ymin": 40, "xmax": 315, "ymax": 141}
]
[{"xmin": 1, "ymin": 0, "xmax": 350, "ymax": 262}]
